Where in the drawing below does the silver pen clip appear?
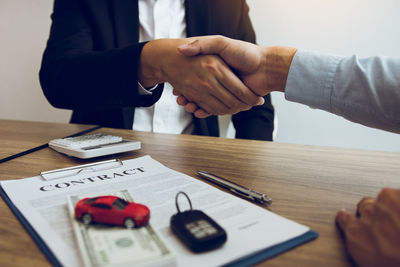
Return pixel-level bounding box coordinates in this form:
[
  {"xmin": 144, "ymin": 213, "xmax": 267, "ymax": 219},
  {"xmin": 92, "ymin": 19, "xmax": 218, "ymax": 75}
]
[{"xmin": 197, "ymin": 170, "xmax": 272, "ymax": 205}]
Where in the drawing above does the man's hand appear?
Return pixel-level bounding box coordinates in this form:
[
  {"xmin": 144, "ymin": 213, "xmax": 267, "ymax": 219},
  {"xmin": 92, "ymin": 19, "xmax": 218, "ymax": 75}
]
[
  {"xmin": 179, "ymin": 36, "xmax": 270, "ymax": 96},
  {"xmin": 336, "ymin": 188, "xmax": 400, "ymax": 267},
  {"xmin": 176, "ymin": 35, "xmax": 297, "ymax": 118},
  {"xmin": 138, "ymin": 38, "xmax": 264, "ymax": 116}
]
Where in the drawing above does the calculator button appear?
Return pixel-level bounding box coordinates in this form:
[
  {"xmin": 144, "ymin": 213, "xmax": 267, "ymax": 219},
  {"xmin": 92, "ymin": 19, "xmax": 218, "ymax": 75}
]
[{"xmin": 50, "ymin": 133, "xmax": 122, "ymax": 148}]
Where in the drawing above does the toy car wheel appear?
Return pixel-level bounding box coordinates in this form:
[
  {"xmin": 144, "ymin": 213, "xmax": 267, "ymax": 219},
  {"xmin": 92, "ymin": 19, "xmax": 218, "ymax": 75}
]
[
  {"xmin": 124, "ymin": 218, "xmax": 136, "ymax": 229},
  {"xmin": 82, "ymin": 213, "xmax": 93, "ymax": 225}
]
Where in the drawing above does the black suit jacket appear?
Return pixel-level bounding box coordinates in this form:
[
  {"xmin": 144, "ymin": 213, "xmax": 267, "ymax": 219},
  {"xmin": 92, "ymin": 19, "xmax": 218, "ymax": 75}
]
[{"xmin": 40, "ymin": 0, "xmax": 274, "ymax": 140}]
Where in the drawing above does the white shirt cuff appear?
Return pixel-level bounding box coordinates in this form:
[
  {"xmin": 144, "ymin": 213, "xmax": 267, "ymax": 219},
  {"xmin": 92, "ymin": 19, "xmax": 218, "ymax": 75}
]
[{"xmin": 138, "ymin": 82, "xmax": 159, "ymax": 95}]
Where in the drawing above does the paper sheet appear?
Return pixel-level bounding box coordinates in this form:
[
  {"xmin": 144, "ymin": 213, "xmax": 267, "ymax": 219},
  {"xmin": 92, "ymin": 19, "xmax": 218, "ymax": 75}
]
[{"xmin": 1, "ymin": 156, "xmax": 309, "ymax": 267}]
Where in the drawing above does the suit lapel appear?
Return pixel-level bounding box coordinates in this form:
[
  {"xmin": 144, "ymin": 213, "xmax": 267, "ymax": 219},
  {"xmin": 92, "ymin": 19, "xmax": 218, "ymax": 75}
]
[
  {"xmin": 110, "ymin": 0, "xmax": 139, "ymax": 47},
  {"xmin": 110, "ymin": 0, "xmax": 210, "ymax": 44},
  {"xmin": 185, "ymin": 0, "xmax": 209, "ymax": 37}
]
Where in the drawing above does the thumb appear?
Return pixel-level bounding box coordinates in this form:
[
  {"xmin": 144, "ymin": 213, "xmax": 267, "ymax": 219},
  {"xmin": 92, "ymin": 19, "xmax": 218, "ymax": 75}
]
[
  {"xmin": 177, "ymin": 36, "xmax": 227, "ymax": 57},
  {"xmin": 178, "ymin": 40, "xmax": 201, "ymax": 56}
]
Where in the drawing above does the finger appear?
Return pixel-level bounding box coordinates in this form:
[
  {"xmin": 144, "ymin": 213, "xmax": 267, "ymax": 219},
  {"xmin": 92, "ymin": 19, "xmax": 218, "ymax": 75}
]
[
  {"xmin": 176, "ymin": 95, "xmax": 188, "ymax": 106},
  {"xmin": 177, "ymin": 40, "xmax": 201, "ymax": 56},
  {"xmin": 187, "ymin": 89, "xmax": 231, "ymax": 115},
  {"xmin": 177, "ymin": 82, "xmax": 229, "ymax": 115},
  {"xmin": 377, "ymin": 188, "xmax": 400, "ymax": 211},
  {"xmin": 178, "ymin": 36, "xmax": 228, "ymax": 57},
  {"xmin": 356, "ymin": 197, "xmax": 375, "ymax": 217},
  {"xmin": 336, "ymin": 209, "xmax": 358, "ymax": 234},
  {"xmin": 358, "ymin": 203, "xmax": 377, "ymax": 225},
  {"xmin": 344, "ymin": 222, "xmax": 378, "ymax": 267},
  {"xmin": 172, "ymin": 89, "xmax": 180, "ymax": 96},
  {"xmin": 194, "ymin": 109, "xmax": 211, "ymax": 118},
  {"xmin": 209, "ymin": 81, "xmax": 251, "ymax": 114},
  {"xmin": 183, "ymin": 100, "xmax": 211, "ymax": 117},
  {"xmin": 189, "ymin": 72, "xmax": 246, "ymax": 115},
  {"xmin": 375, "ymin": 190, "xmax": 400, "ymax": 230},
  {"xmin": 185, "ymin": 103, "xmax": 198, "ymax": 113},
  {"xmin": 217, "ymin": 63, "xmax": 265, "ymax": 107},
  {"xmin": 201, "ymin": 58, "xmax": 255, "ymax": 113}
]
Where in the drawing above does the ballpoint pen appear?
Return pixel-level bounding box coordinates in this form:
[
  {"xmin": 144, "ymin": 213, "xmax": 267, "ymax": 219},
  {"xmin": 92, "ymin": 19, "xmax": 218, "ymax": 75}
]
[{"xmin": 197, "ymin": 170, "xmax": 272, "ymax": 205}]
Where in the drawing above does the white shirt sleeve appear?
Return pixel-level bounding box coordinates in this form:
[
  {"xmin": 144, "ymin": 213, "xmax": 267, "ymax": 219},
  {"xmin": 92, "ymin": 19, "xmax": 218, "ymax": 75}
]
[{"xmin": 285, "ymin": 50, "xmax": 400, "ymax": 134}]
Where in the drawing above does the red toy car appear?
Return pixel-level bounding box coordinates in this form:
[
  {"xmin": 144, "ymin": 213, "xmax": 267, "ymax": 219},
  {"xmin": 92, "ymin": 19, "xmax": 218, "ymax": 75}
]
[{"xmin": 75, "ymin": 196, "xmax": 150, "ymax": 228}]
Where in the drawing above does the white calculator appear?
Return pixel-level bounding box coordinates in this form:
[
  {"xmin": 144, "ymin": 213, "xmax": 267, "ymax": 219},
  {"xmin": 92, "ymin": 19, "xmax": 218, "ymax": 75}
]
[{"xmin": 48, "ymin": 133, "xmax": 141, "ymax": 159}]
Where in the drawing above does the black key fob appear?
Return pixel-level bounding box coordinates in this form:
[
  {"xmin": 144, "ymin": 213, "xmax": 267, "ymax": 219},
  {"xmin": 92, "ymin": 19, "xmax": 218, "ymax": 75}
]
[{"xmin": 170, "ymin": 192, "xmax": 227, "ymax": 253}]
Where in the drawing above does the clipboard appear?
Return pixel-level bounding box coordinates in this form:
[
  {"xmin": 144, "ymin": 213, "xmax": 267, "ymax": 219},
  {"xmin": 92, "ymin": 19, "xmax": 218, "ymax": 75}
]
[
  {"xmin": 0, "ymin": 186, "xmax": 63, "ymax": 267},
  {"xmin": 40, "ymin": 159, "xmax": 123, "ymax": 180},
  {"xmin": 226, "ymin": 230, "xmax": 318, "ymax": 266},
  {"xmin": 0, "ymin": 160, "xmax": 123, "ymax": 267},
  {"xmin": 1, "ymin": 157, "xmax": 319, "ymax": 267}
]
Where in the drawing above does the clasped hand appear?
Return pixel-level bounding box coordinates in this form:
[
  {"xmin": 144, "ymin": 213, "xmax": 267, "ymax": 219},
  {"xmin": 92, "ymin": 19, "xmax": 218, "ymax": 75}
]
[
  {"xmin": 138, "ymin": 38, "xmax": 264, "ymax": 116},
  {"xmin": 174, "ymin": 36, "xmax": 296, "ymax": 118}
]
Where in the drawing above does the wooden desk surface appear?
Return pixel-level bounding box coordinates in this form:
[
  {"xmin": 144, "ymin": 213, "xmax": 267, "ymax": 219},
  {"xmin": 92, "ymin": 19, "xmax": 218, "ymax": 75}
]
[
  {"xmin": 1, "ymin": 119, "xmax": 400, "ymax": 267},
  {"xmin": 0, "ymin": 119, "xmax": 94, "ymax": 159}
]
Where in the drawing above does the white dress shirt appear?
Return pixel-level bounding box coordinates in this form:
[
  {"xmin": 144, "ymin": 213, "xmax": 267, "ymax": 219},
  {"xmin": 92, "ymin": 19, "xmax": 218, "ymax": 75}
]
[
  {"xmin": 133, "ymin": 0, "xmax": 194, "ymax": 134},
  {"xmin": 285, "ymin": 50, "xmax": 400, "ymax": 133}
]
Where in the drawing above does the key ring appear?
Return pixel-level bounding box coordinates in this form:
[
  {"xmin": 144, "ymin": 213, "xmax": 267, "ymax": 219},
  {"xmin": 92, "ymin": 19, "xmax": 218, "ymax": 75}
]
[{"xmin": 175, "ymin": 191, "xmax": 192, "ymax": 213}]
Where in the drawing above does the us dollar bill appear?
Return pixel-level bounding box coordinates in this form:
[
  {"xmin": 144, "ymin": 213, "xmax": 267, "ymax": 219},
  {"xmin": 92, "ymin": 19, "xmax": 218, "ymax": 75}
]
[{"xmin": 67, "ymin": 190, "xmax": 175, "ymax": 267}]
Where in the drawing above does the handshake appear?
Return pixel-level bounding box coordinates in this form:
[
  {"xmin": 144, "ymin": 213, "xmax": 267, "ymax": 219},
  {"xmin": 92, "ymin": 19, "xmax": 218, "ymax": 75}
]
[{"xmin": 139, "ymin": 36, "xmax": 297, "ymax": 118}]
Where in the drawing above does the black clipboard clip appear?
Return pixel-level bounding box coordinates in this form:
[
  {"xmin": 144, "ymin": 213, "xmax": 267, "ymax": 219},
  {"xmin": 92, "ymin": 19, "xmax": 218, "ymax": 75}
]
[{"xmin": 40, "ymin": 159, "xmax": 123, "ymax": 181}]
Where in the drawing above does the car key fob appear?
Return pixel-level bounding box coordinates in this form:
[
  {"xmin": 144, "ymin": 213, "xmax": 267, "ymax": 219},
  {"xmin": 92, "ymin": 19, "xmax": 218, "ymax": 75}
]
[{"xmin": 170, "ymin": 192, "xmax": 227, "ymax": 253}]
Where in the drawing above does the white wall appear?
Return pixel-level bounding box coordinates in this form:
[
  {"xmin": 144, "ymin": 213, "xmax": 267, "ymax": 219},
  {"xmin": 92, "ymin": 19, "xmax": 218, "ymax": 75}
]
[
  {"xmin": 0, "ymin": 0, "xmax": 71, "ymax": 123},
  {"xmin": 1, "ymin": 0, "xmax": 399, "ymax": 152}
]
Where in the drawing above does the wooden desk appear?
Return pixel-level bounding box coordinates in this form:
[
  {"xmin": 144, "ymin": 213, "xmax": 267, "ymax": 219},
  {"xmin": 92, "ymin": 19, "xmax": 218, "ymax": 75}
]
[
  {"xmin": 0, "ymin": 119, "xmax": 94, "ymax": 159},
  {"xmin": 1, "ymin": 119, "xmax": 399, "ymax": 267}
]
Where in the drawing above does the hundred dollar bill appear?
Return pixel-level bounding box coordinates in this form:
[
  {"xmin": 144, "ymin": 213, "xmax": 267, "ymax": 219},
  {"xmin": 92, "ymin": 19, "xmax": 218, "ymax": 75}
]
[{"xmin": 67, "ymin": 190, "xmax": 175, "ymax": 267}]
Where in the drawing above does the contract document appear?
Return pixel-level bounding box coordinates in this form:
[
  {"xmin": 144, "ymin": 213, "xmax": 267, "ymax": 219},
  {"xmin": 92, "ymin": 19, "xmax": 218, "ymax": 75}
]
[{"xmin": 1, "ymin": 156, "xmax": 317, "ymax": 266}]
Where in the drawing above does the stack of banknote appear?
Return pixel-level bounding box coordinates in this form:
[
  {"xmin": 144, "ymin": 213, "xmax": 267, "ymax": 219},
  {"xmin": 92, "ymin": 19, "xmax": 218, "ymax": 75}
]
[{"xmin": 67, "ymin": 190, "xmax": 175, "ymax": 267}]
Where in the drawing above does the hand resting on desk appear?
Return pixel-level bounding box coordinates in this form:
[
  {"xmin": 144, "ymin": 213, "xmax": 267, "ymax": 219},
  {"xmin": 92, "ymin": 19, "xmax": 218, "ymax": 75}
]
[{"xmin": 336, "ymin": 188, "xmax": 400, "ymax": 267}]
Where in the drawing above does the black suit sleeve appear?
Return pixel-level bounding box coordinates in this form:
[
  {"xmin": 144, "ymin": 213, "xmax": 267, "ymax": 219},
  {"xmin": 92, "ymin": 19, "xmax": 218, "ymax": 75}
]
[
  {"xmin": 39, "ymin": 0, "xmax": 161, "ymax": 111},
  {"xmin": 231, "ymin": 0, "xmax": 275, "ymax": 141}
]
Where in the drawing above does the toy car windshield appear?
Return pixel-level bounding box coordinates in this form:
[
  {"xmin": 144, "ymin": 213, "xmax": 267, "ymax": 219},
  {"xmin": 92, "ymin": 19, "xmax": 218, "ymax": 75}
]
[{"xmin": 112, "ymin": 198, "xmax": 129, "ymax": 210}]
